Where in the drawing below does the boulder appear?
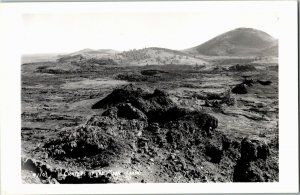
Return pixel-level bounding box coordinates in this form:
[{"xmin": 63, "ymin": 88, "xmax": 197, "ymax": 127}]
[
  {"xmin": 205, "ymin": 141, "xmax": 223, "ymax": 163},
  {"xmin": 240, "ymin": 137, "xmax": 270, "ymax": 161},
  {"xmin": 257, "ymin": 80, "xmax": 272, "ymax": 86},
  {"xmin": 233, "ymin": 160, "xmax": 265, "ymax": 182},
  {"xmin": 233, "ymin": 136, "xmax": 271, "ymax": 182},
  {"xmin": 221, "ymin": 135, "xmax": 231, "ymax": 150},
  {"xmin": 232, "ymin": 84, "xmax": 248, "ymax": 94}
]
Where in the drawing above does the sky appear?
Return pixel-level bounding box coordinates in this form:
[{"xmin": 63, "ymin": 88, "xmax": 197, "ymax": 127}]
[{"xmin": 22, "ymin": 2, "xmax": 280, "ymax": 54}]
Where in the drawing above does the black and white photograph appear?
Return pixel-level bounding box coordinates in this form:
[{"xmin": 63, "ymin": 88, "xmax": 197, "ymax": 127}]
[{"xmin": 0, "ymin": 0, "xmax": 298, "ymax": 194}]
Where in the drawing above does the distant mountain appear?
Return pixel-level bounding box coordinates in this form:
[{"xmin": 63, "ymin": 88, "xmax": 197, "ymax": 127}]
[
  {"xmin": 116, "ymin": 47, "xmax": 208, "ymax": 66},
  {"xmin": 58, "ymin": 47, "xmax": 209, "ymax": 66},
  {"xmin": 260, "ymin": 42, "xmax": 278, "ymax": 56},
  {"xmin": 23, "ymin": 27, "xmax": 277, "ymax": 66},
  {"xmin": 184, "ymin": 28, "xmax": 278, "ymax": 56}
]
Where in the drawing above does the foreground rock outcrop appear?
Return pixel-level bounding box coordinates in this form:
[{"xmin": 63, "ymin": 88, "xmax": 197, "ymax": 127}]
[
  {"xmin": 233, "ymin": 137, "xmax": 274, "ymax": 182},
  {"xmin": 23, "ymin": 84, "xmax": 278, "ymax": 183}
]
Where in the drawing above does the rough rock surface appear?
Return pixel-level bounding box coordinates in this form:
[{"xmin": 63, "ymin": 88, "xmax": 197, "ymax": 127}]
[
  {"xmin": 233, "ymin": 137, "xmax": 272, "ymax": 182},
  {"xmin": 23, "ymin": 83, "xmax": 277, "ymax": 183},
  {"xmin": 91, "ymin": 84, "xmax": 151, "ymax": 109},
  {"xmin": 44, "ymin": 116, "xmax": 147, "ymax": 159},
  {"xmin": 240, "ymin": 137, "xmax": 270, "ymax": 161},
  {"xmin": 92, "ymin": 84, "xmax": 175, "ymax": 113},
  {"xmin": 232, "ymin": 84, "xmax": 248, "ymax": 94},
  {"xmin": 257, "ymin": 80, "xmax": 272, "ymax": 86},
  {"xmin": 102, "ymin": 103, "xmax": 148, "ymax": 121}
]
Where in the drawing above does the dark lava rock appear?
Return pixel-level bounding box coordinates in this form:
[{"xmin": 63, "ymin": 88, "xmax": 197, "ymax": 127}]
[
  {"xmin": 166, "ymin": 130, "xmax": 184, "ymax": 146},
  {"xmin": 92, "ymin": 84, "xmax": 175, "ymax": 115},
  {"xmin": 101, "ymin": 107, "xmax": 119, "ymax": 118},
  {"xmin": 141, "ymin": 90, "xmax": 175, "ymax": 114},
  {"xmin": 233, "ymin": 137, "xmax": 271, "ymax": 182},
  {"xmin": 240, "ymin": 137, "xmax": 270, "ymax": 161},
  {"xmin": 232, "ymin": 84, "xmax": 248, "ymax": 94},
  {"xmin": 44, "ymin": 116, "xmax": 147, "ymax": 159},
  {"xmin": 200, "ymin": 114, "xmax": 218, "ymax": 135},
  {"xmin": 141, "ymin": 69, "xmax": 167, "ymax": 76},
  {"xmin": 116, "ymin": 103, "xmax": 147, "ymax": 121},
  {"xmin": 92, "ymin": 84, "xmax": 218, "ymax": 133},
  {"xmin": 205, "ymin": 141, "xmax": 223, "ymax": 163},
  {"xmin": 242, "ymin": 79, "xmax": 254, "ymax": 87},
  {"xmin": 92, "ymin": 84, "xmax": 149, "ymax": 109},
  {"xmin": 221, "ymin": 135, "xmax": 231, "ymax": 150},
  {"xmin": 146, "ymin": 106, "xmax": 184, "ymax": 123},
  {"xmin": 147, "ymin": 106, "xmax": 218, "ymax": 134},
  {"xmin": 147, "ymin": 122, "xmax": 161, "ymax": 134},
  {"xmin": 229, "ymin": 64, "xmax": 256, "ymax": 72},
  {"xmin": 102, "ymin": 103, "xmax": 147, "ymax": 121},
  {"xmin": 131, "ymin": 97, "xmax": 155, "ymax": 113},
  {"xmin": 233, "ymin": 160, "xmax": 265, "ymax": 182},
  {"xmin": 257, "ymin": 80, "xmax": 272, "ymax": 86},
  {"xmin": 152, "ymin": 89, "xmax": 168, "ymax": 97}
]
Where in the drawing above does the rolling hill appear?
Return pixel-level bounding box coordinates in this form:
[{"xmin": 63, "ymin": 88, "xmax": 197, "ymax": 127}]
[
  {"xmin": 184, "ymin": 28, "xmax": 278, "ymax": 57},
  {"xmin": 23, "ymin": 27, "xmax": 278, "ymax": 66},
  {"xmin": 58, "ymin": 47, "xmax": 209, "ymax": 66},
  {"xmin": 116, "ymin": 47, "xmax": 209, "ymax": 66}
]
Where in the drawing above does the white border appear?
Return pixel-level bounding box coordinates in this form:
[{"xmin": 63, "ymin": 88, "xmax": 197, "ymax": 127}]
[{"xmin": 0, "ymin": 1, "xmax": 298, "ymax": 194}]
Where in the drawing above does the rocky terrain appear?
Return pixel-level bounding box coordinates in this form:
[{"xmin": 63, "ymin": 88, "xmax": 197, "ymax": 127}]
[{"xmin": 21, "ymin": 27, "xmax": 278, "ymax": 183}]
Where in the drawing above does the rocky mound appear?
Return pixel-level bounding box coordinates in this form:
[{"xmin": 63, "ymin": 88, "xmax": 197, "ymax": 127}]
[
  {"xmin": 44, "ymin": 116, "xmax": 147, "ymax": 159},
  {"xmin": 232, "ymin": 84, "xmax": 248, "ymax": 94},
  {"xmin": 233, "ymin": 137, "xmax": 276, "ymax": 182},
  {"xmin": 92, "ymin": 85, "xmax": 218, "ymax": 132},
  {"xmin": 45, "ymin": 85, "xmax": 221, "ymax": 163},
  {"xmin": 232, "ymin": 76, "xmax": 273, "ymax": 95},
  {"xmin": 92, "ymin": 84, "xmax": 175, "ymax": 112}
]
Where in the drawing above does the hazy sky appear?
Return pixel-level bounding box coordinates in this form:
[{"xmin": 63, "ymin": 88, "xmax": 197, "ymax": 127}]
[{"xmin": 22, "ymin": 2, "xmax": 280, "ymax": 54}]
